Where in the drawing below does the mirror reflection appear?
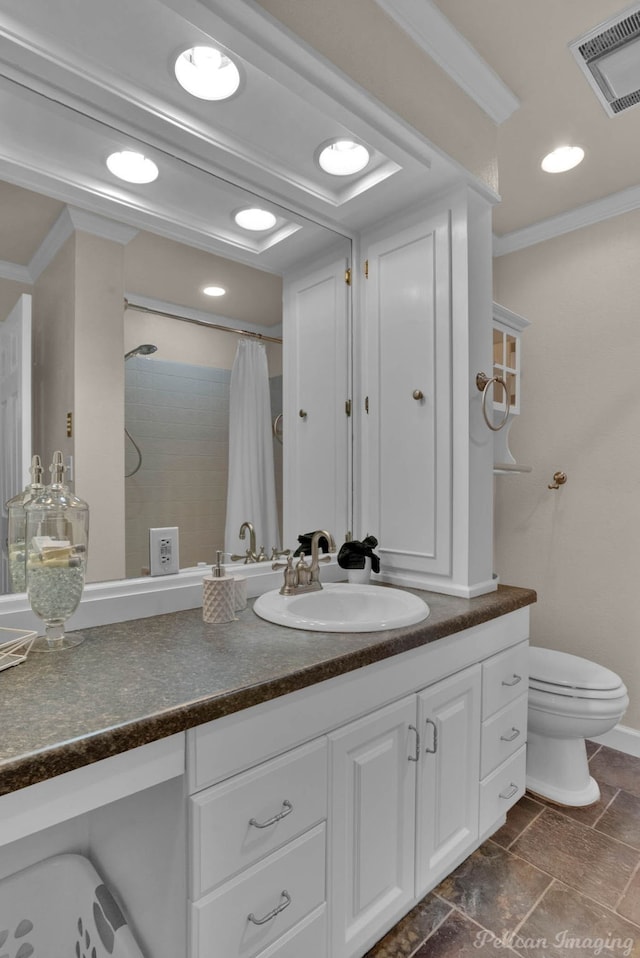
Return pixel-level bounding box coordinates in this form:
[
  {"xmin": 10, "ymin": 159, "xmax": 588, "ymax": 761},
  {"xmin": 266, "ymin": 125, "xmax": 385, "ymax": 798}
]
[{"xmin": 0, "ymin": 171, "xmax": 350, "ymax": 595}]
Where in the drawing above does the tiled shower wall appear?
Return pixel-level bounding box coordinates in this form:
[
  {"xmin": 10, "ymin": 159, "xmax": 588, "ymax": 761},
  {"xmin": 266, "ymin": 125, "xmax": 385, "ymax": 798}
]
[{"xmin": 125, "ymin": 357, "xmax": 282, "ymax": 578}]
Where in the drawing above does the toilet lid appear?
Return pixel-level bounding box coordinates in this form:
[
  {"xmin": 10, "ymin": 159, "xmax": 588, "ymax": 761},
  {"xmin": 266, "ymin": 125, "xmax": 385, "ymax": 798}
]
[{"xmin": 529, "ymin": 647, "xmax": 625, "ymax": 698}]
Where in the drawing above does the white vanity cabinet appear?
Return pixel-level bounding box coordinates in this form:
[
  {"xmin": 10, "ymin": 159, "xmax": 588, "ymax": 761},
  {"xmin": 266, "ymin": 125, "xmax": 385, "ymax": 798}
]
[
  {"xmin": 360, "ymin": 189, "xmax": 495, "ymax": 598},
  {"xmin": 186, "ymin": 609, "xmax": 529, "ymax": 958},
  {"xmin": 188, "ymin": 738, "xmax": 329, "ymax": 958},
  {"xmin": 329, "ymin": 665, "xmax": 481, "ymax": 958}
]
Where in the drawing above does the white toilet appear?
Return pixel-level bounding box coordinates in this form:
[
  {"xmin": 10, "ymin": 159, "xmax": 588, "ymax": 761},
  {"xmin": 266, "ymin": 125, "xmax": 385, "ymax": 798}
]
[{"xmin": 527, "ymin": 647, "xmax": 628, "ymax": 807}]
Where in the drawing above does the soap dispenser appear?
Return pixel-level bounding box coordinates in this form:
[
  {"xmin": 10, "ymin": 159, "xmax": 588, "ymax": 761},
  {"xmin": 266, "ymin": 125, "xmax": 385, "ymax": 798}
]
[
  {"xmin": 202, "ymin": 551, "xmax": 236, "ymax": 624},
  {"xmin": 5, "ymin": 454, "xmax": 45, "ymax": 593}
]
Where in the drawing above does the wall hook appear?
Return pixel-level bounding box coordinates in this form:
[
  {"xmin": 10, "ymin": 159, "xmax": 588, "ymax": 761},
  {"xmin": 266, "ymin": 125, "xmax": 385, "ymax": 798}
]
[{"xmin": 548, "ymin": 471, "xmax": 567, "ymax": 490}]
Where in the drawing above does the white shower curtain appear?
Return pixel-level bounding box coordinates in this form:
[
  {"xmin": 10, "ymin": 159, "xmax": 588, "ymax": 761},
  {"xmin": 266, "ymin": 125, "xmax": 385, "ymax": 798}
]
[{"xmin": 225, "ymin": 338, "xmax": 280, "ymax": 558}]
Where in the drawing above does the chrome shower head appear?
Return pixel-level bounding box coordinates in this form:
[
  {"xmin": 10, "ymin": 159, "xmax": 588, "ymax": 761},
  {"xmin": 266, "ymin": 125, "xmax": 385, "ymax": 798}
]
[{"xmin": 124, "ymin": 343, "xmax": 158, "ymax": 360}]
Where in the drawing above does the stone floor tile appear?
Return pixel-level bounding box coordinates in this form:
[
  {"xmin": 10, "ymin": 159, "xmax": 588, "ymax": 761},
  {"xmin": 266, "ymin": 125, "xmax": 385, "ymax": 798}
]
[
  {"xmin": 434, "ymin": 841, "xmax": 551, "ymax": 934},
  {"xmin": 597, "ymin": 790, "xmax": 640, "ymax": 849},
  {"xmin": 528, "ymin": 782, "xmax": 618, "ymax": 828},
  {"xmin": 492, "ymin": 796, "xmax": 545, "ymax": 848},
  {"xmin": 587, "ymin": 740, "xmax": 603, "ymax": 758},
  {"xmin": 617, "ymin": 868, "xmax": 640, "ymax": 926},
  {"xmin": 412, "ymin": 909, "xmax": 519, "ymax": 957},
  {"xmin": 362, "ymin": 894, "xmax": 452, "ymax": 958},
  {"xmin": 518, "ymin": 880, "xmax": 640, "ymax": 958},
  {"xmin": 511, "ymin": 807, "xmax": 640, "ymax": 909},
  {"xmin": 589, "ymin": 748, "xmax": 640, "ymax": 799}
]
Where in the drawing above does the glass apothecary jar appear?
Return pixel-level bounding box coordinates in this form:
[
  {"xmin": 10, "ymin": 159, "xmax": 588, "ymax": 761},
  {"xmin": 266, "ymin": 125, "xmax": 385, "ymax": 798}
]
[
  {"xmin": 5, "ymin": 455, "xmax": 44, "ymax": 594},
  {"xmin": 25, "ymin": 452, "xmax": 89, "ymax": 651}
]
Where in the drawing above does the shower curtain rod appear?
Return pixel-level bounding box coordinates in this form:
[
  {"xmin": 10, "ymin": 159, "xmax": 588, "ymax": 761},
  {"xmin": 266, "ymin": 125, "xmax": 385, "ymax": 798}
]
[{"xmin": 124, "ymin": 299, "xmax": 283, "ymax": 345}]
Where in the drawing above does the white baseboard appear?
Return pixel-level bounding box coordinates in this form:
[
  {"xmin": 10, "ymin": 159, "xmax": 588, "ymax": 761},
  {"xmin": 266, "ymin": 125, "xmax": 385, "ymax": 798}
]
[{"xmin": 591, "ymin": 724, "xmax": 640, "ymax": 758}]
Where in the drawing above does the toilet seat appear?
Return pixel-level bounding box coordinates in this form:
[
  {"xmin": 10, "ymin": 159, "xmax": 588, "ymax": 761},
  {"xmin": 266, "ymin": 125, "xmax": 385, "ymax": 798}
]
[{"xmin": 529, "ymin": 647, "xmax": 626, "ymax": 700}]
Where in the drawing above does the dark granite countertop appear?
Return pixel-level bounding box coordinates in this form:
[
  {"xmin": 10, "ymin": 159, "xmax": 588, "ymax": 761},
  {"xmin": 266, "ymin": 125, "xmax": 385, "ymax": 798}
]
[{"xmin": 0, "ymin": 584, "xmax": 535, "ymax": 796}]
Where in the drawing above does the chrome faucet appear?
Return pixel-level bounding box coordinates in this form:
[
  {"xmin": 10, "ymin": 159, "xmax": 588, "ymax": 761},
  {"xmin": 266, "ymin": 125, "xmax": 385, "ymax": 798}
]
[{"xmin": 273, "ymin": 529, "xmax": 335, "ymax": 595}]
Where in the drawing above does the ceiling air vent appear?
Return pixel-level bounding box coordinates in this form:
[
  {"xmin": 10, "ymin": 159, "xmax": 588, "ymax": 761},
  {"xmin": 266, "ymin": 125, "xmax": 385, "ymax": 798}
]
[{"xmin": 570, "ymin": 4, "xmax": 640, "ymax": 116}]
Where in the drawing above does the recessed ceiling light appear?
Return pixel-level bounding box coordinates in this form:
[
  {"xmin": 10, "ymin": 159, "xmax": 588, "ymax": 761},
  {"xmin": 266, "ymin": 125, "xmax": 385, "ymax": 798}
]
[
  {"xmin": 174, "ymin": 45, "xmax": 241, "ymax": 100},
  {"xmin": 203, "ymin": 285, "xmax": 226, "ymax": 297},
  {"xmin": 541, "ymin": 146, "xmax": 585, "ymax": 173},
  {"xmin": 234, "ymin": 208, "xmax": 277, "ymax": 231},
  {"xmin": 317, "ymin": 139, "xmax": 370, "ymax": 176},
  {"xmin": 106, "ymin": 150, "xmax": 159, "ymax": 184}
]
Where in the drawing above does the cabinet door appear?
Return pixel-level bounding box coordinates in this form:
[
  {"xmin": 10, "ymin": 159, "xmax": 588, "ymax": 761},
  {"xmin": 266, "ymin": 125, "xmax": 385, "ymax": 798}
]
[
  {"xmin": 415, "ymin": 665, "xmax": 481, "ymax": 897},
  {"xmin": 329, "ymin": 696, "xmax": 417, "ymax": 958},
  {"xmin": 363, "ymin": 212, "xmax": 451, "ymax": 577},
  {"xmin": 282, "ymin": 257, "xmax": 350, "ymax": 547}
]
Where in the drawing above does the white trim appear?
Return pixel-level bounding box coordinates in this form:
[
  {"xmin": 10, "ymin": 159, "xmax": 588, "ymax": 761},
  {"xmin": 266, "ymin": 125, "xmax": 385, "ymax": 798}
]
[
  {"xmin": 28, "ymin": 206, "xmax": 138, "ymax": 282},
  {"xmin": 493, "ymin": 303, "xmax": 530, "ymax": 332},
  {"xmin": 372, "ymin": 0, "xmax": 520, "ymax": 124},
  {"xmin": 493, "ymin": 183, "xmax": 640, "ymax": 256},
  {"xmin": 0, "ymin": 733, "xmax": 185, "ymax": 847},
  {"xmin": 0, "ymin": 259, "xmax": 30, "ymax": 283},
  {"xmin": 0, "ymin": 559, "xmax": 344, "ymax": 633},
  {"xmin": 591, "ymin": 723, "xmax": 640, "ymax": 758}
]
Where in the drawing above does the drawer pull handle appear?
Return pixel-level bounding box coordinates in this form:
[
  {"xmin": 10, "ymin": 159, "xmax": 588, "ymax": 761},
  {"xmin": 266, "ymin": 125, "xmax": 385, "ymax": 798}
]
[
  {"xmin": 248, "ymin": 889, "xmax": 291, "ymax": 925},
  {"xmin": 499, "ymin": 783, "xmax": 519, "ymax": 800},
  {"xmin": 500, "ymin": 727, "xmax": 521, "ymax": 743},
  {"xmin": 249, "ymin": 800, "xmax": 293, "ymax": 829},
  {"xmin": 424, "ymin": 718, "xmax": 438, "ymax": 754},
  {"xmin": 408, "ymin": 724, "xmax": 420, "ymax": 762},
  {"xmin": 501, "ymin": 673, "xmax": 522, "ymax": 687}
]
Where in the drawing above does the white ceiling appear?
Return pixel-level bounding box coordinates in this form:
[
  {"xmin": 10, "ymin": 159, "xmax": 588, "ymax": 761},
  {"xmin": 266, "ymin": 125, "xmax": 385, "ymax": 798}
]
[
  {"xmin": 431, "ymin": 0, "xmax": 640, "ymax": 247},
  {"xmin": 1, "ymin": 0, "xmax": 635, "ymax": 281}
]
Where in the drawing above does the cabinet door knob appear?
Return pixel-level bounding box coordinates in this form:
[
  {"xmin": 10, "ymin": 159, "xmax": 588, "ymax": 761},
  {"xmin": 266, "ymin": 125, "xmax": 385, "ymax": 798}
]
[
  {"xmin": 501, "ymin": 673, "xmax": 522, "ymax": 687},
  {"xmin": 412, "ymin": 389, "xmax": 424, "ymax": 401},
  {"xmin": 299, "ymin": 409, "xmax": 307, "ymax": 419}
]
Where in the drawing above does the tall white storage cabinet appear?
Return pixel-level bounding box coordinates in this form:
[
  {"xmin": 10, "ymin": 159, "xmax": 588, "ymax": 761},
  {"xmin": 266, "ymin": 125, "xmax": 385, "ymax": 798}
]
[
  {"xmin": 282, "ymin": 257, "xmax": 351, "ymax": 548},
  {"xmin": 360, "ymin": 188, "xmax": 495, "ymax": 597}
]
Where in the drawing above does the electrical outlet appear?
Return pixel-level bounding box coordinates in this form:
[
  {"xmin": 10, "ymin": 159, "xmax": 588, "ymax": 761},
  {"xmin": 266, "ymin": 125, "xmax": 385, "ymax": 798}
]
[{"xmin": 149, "ymin": 527, "xmax": 179, "ymax": 576}]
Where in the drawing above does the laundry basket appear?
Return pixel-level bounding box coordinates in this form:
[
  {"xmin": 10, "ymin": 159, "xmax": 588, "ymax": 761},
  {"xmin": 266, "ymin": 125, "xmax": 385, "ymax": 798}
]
[{"xmin": 0, "ymin": 853, "xmax": 146, "ymax": 957}]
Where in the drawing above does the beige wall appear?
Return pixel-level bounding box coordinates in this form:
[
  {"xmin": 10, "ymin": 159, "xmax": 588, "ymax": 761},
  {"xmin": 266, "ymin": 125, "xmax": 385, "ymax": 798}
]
[
  {"xmin": 493, "ymin": 210, "xmax": 640, "ymax": 729},
  {"xmin": 34, "ymin": 232, "xmax": 127, "ymax": 584},
  {"xmin": 33, "ymin": 236, "xmax": 75, "ymax": 474},
  {"xmin": 74, "ymin": 232, "xmax": 126, "ymax": 583},
  {"xmin": 256, "ymin": 0, "xmax": 499, "ymax": 194}
]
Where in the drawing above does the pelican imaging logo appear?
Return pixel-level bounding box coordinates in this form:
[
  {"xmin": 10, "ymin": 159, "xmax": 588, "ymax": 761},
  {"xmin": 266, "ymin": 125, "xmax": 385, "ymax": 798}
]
[{"xmin": 473, "ymin": 929, "xmax": 635, "ymax": 955}]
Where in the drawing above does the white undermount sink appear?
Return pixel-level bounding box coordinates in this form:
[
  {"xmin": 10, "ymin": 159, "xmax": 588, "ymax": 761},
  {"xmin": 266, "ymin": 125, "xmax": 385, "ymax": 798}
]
[{"xmin": 253, "ymin": 582, "xmax": 430, "ymax": 633}]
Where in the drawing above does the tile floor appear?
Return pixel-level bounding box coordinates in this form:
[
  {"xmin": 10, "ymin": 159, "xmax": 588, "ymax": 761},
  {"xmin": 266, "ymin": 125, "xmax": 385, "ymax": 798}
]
[{"xmin": 365, "ymin": 743, "xmax": 640, "ymax": 958}]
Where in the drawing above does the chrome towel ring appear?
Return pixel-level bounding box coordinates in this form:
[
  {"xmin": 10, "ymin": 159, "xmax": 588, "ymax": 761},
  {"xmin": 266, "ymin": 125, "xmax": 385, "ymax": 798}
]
[{"xmin": 476, "ymin": 372, "xmax": 511, "ymax": 431}]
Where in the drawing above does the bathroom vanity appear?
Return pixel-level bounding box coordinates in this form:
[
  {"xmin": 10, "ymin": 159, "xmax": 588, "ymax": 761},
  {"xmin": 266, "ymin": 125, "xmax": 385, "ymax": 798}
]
[{"xmin": 0, "ymin": 585, "xmax": 534, "ymax": 958}]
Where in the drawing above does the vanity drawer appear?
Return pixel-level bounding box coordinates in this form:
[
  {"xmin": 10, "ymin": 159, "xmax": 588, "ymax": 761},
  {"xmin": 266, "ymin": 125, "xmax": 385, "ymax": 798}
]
[
  {"xmin": 479, "ymin": 745, "xmax": 526, "ymax": 835},
  {"xmin": 190, "ymin": 823, "xmax": 326, "ymax": 958},
  {"xmin": 190, "ymin": 738, "xmax": 327, "ymax": 897},
  {"xmin": 481, "ymin": 695, "xmax": 528, "ymax": 778},
  {"xmin": 482, "ymin": 642, "xmax": 528, "ymax": 719},
  {"xmin": 255, "ymin": 905, "xmax": 326, "ymax": 958}
]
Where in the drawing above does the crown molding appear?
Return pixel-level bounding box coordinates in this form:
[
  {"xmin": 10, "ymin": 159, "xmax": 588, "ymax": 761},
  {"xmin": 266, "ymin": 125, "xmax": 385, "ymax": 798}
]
[
  {"xmin": 493, "ymin": 182, "xmax": 640, "ymax": 256},
  {"xmin": 372, "ymin": 0, "xmax": 520, "ymax": 124},
  {"xmin": 0, "ymin": 259, "xmax": 30, "ymax": 283},
  {"xmin": 28, "ymin": 206, "xmax": 138, "ymax": 282}
]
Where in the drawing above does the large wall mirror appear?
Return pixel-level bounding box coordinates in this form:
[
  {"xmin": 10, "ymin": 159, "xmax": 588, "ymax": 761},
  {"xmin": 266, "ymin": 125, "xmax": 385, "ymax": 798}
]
[{"xmin": 0, "ymin": 77, "xmax": 352, "ymax": 597}]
